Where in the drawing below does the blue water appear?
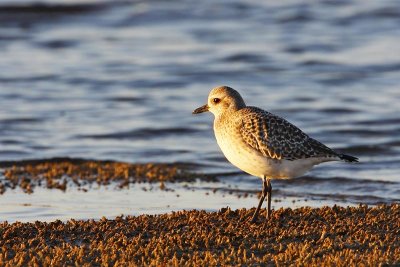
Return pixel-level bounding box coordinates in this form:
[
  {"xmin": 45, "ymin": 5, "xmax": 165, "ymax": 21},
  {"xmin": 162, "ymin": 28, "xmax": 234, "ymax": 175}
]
[{"xmin": 0, "ymin": 0, "xmax": 399, "ymax": 221}]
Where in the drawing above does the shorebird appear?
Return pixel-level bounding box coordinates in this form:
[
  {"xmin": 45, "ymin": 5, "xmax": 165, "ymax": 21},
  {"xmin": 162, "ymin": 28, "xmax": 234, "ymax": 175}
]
[{"xmin": 193, "ymin": 86, "xmax": 358, "ymax": 223}]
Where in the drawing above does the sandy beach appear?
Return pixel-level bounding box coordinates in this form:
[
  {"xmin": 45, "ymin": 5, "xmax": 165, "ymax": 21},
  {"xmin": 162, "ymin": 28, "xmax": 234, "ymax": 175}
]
[
  {"xmin": 1, "ymin": 160, "xmax": 399, "ymax": 265},
  {"xmin": 0, "ymin": 204, "xmax": 399, "ymax": 266}
]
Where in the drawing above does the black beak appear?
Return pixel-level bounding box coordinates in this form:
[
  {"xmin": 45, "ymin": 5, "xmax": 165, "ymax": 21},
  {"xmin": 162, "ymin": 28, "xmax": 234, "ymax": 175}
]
[{"xmin": 192, "ymin": 104, "xmax": 209, "ymax": 114}]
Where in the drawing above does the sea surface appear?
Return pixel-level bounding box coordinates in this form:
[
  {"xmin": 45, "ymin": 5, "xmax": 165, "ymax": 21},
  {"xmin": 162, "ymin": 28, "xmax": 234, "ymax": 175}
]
[{"xmin": 0, "ymin": 0, "xmax": 399, "ymax": 222}]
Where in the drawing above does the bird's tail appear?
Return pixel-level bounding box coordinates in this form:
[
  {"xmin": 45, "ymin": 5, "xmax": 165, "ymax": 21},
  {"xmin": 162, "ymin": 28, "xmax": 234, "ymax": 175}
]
[{"xmin": 339, "ymin": 154, "xmax": 359, "ymax": 163}]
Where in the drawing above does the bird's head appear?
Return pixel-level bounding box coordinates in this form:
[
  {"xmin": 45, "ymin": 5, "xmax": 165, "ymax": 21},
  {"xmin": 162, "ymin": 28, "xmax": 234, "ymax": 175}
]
[{"xmin": 192, "ymin": 86, "xmax": 246, "ymax": 117}]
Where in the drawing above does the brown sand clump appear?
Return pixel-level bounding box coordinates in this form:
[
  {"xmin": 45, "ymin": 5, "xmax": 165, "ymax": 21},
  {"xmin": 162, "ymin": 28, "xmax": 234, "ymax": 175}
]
[
  {"xmin": 0, "ymin": 204, "xmax": 399, "ymax": 266},
  {"xmin": 0, "ymin": 158, "xmax": 213, "ymax": 194}
]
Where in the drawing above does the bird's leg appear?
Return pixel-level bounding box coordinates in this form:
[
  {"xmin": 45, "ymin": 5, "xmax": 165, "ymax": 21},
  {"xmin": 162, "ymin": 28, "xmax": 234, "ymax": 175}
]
[
  {"xmin": 251, "ymin": 176, "xmax": 268, "ymax": 223},
  {"xmin": 266, "ymin": 178, "xmax": 272, "ymax": 219}
]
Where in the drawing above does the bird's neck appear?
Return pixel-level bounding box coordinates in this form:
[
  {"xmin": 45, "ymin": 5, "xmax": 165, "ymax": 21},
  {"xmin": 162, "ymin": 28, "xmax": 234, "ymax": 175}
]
[{"xmin": 215, "ymin": 105, "xmax": 243, "ymax": 127}]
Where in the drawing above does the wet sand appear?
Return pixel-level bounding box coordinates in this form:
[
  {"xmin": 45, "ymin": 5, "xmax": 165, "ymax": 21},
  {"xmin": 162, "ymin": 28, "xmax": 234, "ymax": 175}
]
[
  {"xmin": 0, "ymin": 158, "xmax": 215, "ymax": 194},
  {"xmin": 0, "ymin": 204, "xmax": 399, "ymax": 266}
]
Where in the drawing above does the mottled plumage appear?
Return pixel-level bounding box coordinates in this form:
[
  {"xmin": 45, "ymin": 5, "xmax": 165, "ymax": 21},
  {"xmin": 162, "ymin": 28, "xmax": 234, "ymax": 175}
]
[
  {"xmin": 239, "ymin": 107, "xmax": 338, "ymax": 161},
  {"xmin": 193, "ymin": 86, "xmax": 358, "ymax": 222}
]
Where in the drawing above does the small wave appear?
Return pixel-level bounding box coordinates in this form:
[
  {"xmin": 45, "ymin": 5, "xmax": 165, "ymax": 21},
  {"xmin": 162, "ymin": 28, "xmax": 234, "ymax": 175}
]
[
  {"xmin": 317, "ymin": 73, "xmax": 368, "ymax": 85},
  {"xmin": 382, "ymin": 140, "xmax": 400, "ymax": 147},
  {"xmin": 0, "ymin": 150, "xmax": 30, "ymax": 157},
  {"xmin": 331, "ymin": 128, "xmax": 399, "ymax": 137},
  {"xmin": 274, "ymin": 176, "xmax": 400, "ymax": 204},
  {"xmin": 0, "ymin": 139, "xmax": 21, "ymax": 145},
  {"xmin": 299, "ymin": 60, "xmax": 342, "ymax": 67},
  {"xmin": 283, "ymin": 191, "xmax": 399, "ymax": 205},
  {"xmin": 336, "ymin": 144, "xmax": 394, "ymax": 156},
  {"xmin": 0, "ymin": 117, "xmax": 43, "ymax": 124},
  {"xmin": 127, "ymin": 79, "xmax": 188, "ymax": 89},
  {"xmin": 0, "ymin": 1, "xmax": 124, "ymax": 27},
  {"xmin": 278, "ymin": 176, "xmax": 396, "ymax": 186},
  {"xmin": 291, "ymin": 97, "xmax": 316, "ymax": 103},
  {"xmin": 302, "ymin": 60, "xmax": 400, "ymax": 75},
  {"xmin": 35, "ymin": 39, "xmax": 77, "ymax": 49},
  {"xmin": 286, "ymin": 44, "xmax": 337, "ymax": 54},
  {"xmin": 319, "ymin": 107, "xmax": 359, "ymax": 114},
  {"xmin": 0, "ymin": 75, "xmax": 58, "ymax": 83},
  {"xmin": 107, "ymin": 96, "xmax": 146, "ymax": 103},
  {"xmin": 337, "ymin": 7, "xmax": 400, "ymax": 25},
  {"xmin": 277, "ymin": 12, "xmax": 314, "ymax": 24},
  {"xmin": 354, "ymin": 118, "xmax": 400, "ymax": 126},
  {"xmin": 221, "ymin": 53, "xmax": 269, "ymax": 63},
  {"xmin": 78, "ymin": 127, "xmax": 198, "ymax": 140},
  {"xmin": 0, "ymin": 2, "xmax": 109, "ymax": 14},
  {"xmin": 364, "ymin": 62, "xmax": 400, "ymax": 73}
]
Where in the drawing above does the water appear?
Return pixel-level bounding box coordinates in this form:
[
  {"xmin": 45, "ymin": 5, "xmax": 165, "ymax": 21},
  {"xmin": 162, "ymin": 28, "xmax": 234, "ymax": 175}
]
[{"xmin": 0, "ymin": 0, "xmax": 399, "ymax": 222}]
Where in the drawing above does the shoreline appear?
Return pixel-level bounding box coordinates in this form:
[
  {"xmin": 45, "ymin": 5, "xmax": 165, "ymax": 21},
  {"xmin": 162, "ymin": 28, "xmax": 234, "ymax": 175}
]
[
  {"xmin": 1, "ymin": 204, "xmax": 399, "ymax": 265},
  {"xmin": 0, "ymin": 157, "xmax": 215, "ymax": 195}
]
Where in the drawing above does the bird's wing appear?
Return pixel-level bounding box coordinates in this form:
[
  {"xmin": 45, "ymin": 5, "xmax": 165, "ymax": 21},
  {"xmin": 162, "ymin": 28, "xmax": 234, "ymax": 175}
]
[{"xmin": 239, "ymin": 108, "xmax": 337, "ymax": 161}]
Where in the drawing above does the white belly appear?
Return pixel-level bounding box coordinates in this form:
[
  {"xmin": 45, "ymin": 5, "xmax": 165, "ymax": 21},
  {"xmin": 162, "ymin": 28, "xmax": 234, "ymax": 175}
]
[{"xmin": 215, "ymin": 128, "xmax": 333, "ymax": 179}]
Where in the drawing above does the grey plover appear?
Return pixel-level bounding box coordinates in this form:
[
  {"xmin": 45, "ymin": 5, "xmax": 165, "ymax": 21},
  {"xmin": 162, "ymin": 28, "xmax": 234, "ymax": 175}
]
[{"xmin": 193, "ymin": 86, "xmax": 358, "ymax": 223}]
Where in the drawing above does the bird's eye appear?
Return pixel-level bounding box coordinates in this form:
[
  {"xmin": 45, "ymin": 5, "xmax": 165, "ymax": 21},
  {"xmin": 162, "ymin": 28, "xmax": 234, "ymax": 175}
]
[{"xmin": 213, "ymin": 98, "xmax": 220, "ymax": 104}]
